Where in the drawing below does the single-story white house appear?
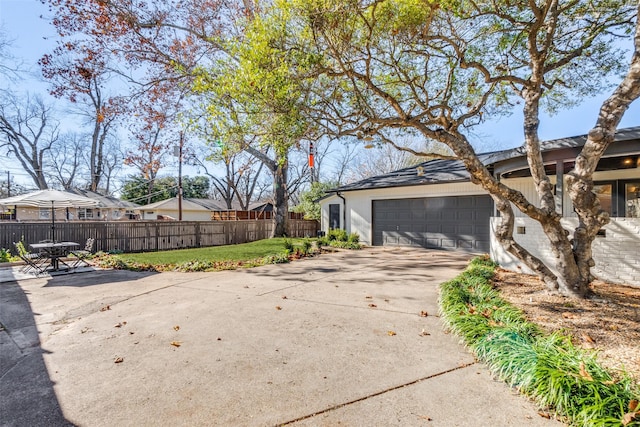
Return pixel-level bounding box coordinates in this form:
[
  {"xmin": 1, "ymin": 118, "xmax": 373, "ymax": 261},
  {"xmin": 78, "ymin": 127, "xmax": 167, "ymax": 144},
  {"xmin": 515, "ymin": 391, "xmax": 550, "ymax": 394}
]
[
  {"xmin": 136, "ymin": 198, "xmax": 226, "ymax": 221},
  {"xmin": 319, "ymin": 127, "xmax": 640, "ymax": 286},
  {"xmin": 135, "ymin": 198, "xmax": 276, "ymax": 221}
]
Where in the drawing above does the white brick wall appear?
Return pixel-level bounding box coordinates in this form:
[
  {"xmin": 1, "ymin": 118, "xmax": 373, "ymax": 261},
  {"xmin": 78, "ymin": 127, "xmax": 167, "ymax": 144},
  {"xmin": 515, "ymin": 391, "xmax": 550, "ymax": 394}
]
[{"xmin": 490, "ymin": 217, "xmax": 640, "ymax": 287}]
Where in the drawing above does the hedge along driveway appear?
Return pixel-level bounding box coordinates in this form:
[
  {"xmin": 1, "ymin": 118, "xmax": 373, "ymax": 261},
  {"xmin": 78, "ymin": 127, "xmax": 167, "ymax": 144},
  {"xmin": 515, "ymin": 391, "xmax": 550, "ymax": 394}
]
[
  {"xmin": 1, "ymin": 247, "xmax": 561, "ymax": 426},
  {"xmin": 439, "ymin": 257, "xmax": 640, "ymax": 427}
]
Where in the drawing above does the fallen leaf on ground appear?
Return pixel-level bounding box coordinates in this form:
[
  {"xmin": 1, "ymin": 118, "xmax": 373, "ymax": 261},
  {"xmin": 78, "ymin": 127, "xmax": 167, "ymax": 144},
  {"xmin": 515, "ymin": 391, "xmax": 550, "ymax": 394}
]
[
  {"xmin": 538, "ymin": 412, "xmax": 551, "ymax": 419},
  {"xmin": 365, "ymin": 296, "xmax": 372, "ymax": 299},
  {"xmin": 275, "ymin": 306, "xmax": 282, "ymax": 310},
  {"xmin": 368, "ymin": 303, "xmax": 377, "ymax": 308},
  {"xmin": 173, "ymin": 325, "xmax": 180, "ymax": 331},
  {"xmin": 581, "ymin": 333, "xmax": 595, "ymax": 344},
  {"xmin": 562, "ymin": 311, "xmax": 577, "ymax": 319},
  {"xmin": 622, "ymin": 411, "xmax": 637, "ymax": 426},
  {"xmin": 579, "ymin": 362, "xmax": 593, "ymax": 381},
  {"xmin": 420, "ymin": 311, "xmax": 428, "ymax": 317},
  {"xmin": 282, "ymin": 296, "xmax": 287, "ymax": 299},
  {"xmin": 630, "ymin": 400, "xmax": 639, "ymax": 412},
  {"xmin": 100, "ymin": 305, "xmax": 111, "ymax": 312},
  {"xmin": 419, "ymin": 329, "xmax": 430, "ymax": 336},
  {"xmin": 387, "ymin": 331, "xmax": 396, "ymax": 336},
  {"xmin": 170, "ymin": 341, "xmax": 182, "ymax": 347},
  {"xmin": 114, "ymin": 357, "xmax": 124, "ymax": 363},
  {"xmin": 114, "ymin": 322, "xmax": 124, "ymax": 328}
]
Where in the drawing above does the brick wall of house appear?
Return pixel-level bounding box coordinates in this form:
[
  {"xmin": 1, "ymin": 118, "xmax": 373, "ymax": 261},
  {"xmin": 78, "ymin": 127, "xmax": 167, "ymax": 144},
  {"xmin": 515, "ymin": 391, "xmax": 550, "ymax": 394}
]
[{"xmin": 490, "ymin": 217, "xmax": 640, "ymax": 287}]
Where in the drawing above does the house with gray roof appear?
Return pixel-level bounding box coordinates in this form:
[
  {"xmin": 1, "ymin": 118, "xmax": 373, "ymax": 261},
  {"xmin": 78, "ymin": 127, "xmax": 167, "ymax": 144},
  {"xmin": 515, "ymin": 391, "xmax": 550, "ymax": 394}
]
[
  {"xmin": 319, "ymin": 126, "xmax": 640, "ymax": 286},
  {"xmin": 135, "ymin": 197, "xmax": 276, "ymax": 221}
]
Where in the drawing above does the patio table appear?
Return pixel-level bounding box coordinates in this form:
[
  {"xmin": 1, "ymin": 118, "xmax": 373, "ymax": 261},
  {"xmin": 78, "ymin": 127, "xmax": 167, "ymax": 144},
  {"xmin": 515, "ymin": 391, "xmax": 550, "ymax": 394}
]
[{"xmin": 29, "ymin": 242, "xmax": 80, "ymax": 272}]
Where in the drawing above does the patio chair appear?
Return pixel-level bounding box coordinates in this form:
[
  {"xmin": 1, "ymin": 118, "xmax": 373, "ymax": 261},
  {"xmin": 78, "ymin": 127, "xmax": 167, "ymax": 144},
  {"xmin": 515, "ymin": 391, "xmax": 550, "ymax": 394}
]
[
  {"xmin": 71, "ymin": 238, "xmax": 95, "ymax": 268},
  {"xmin": 13, "ymin": 242, "xmax": 47, "ymax": 276}
]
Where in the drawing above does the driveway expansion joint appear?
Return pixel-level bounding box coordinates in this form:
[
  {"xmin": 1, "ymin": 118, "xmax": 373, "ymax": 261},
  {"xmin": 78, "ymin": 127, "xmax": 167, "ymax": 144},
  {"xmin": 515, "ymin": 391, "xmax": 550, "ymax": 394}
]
[
  {"xmin": 279, "ymin": 296, "xmax": 442, "ymax": 317},
  {"xmin": 275, "ymin": 361, "xmax": 477, "ymax": 426}
]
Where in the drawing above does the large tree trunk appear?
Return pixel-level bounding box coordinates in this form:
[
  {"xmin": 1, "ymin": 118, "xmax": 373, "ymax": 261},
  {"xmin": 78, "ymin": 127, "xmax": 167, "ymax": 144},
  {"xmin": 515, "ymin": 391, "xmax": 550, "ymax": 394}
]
[
  {"xmin": 245, "ymin": 145, "xmax": 290, "ymax": 238},
  {"xmin": 272, "ymin": 162, "xmax": 289, "ymax": 238},
  {"xmin": 521, "ymin": 88, "xmax": 589, "ymax": 297},
  {"xmin": 427, "ymin": 126, "xmax": 589, "ymax": 297}
]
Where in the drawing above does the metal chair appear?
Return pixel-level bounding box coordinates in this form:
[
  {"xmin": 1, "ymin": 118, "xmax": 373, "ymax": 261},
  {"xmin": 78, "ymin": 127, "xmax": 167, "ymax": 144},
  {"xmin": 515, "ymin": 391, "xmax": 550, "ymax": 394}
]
[
  {"xmin": 13, "ymin": 242, "xmax": 47, "ymax": 276},
  {"xmin": 71, "ymin": 238, "xmax": 95, "ymax": 268}
]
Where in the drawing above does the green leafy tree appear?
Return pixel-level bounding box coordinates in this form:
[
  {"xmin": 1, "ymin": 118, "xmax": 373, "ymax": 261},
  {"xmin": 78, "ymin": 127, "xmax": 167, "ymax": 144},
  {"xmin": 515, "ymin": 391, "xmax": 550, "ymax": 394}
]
[
  {"xmin": 292, "ymin": 181, "xmax": 338, "ymax": 220},
  {"xmin": 182, "ymin": 176, "xmax": 210, "ymax": 199},
  {"xmin": 121, "ymin": 175, "xmax": 210, "ymax": 204},
  {"xmin": 268, "ymin": 0, "xmax": 640, "ymax": 298},
  {"xmin": 192, "ymin": 6, "xmax": 320, "ymax": 237}
]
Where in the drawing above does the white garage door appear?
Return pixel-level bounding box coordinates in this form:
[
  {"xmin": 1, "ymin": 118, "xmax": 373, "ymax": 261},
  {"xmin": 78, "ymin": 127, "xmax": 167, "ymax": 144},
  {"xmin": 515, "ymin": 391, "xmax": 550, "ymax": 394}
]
[{"xmin": 372, "ymin": 195, "xmax": 493, "ymax": 252}]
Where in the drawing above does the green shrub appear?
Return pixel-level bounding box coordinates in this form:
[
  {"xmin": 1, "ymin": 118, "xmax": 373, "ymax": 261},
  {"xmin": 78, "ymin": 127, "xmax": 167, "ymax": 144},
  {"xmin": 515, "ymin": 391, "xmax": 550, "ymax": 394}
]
[
  {"xmin": 301, "ymin": 238, "xmax": 312, "ymax": 256},
  {"xmin": 439, "ymin": 257, "xmax": 640, "ymax": 427},
  {"xmin": 262, "ymin": 252, "xmax": 290, "ymax": 264},
  {"xmin": 347, "ymin": 232, "xmax": 360, "ymax": 243},
  {"xmin": 283, "ymin": 238, "xmax": 294, "ymax": 253},
  {"xmin": 0, "ymin": 248, "xmax": 11, "ymax": 263},
  {"xmin": 328, "ymin": 240, "xmax": 362, "ymax": 250},
  {"xmin": 328, "ymin": 228, "xmax": 348, "ymax": 242}
]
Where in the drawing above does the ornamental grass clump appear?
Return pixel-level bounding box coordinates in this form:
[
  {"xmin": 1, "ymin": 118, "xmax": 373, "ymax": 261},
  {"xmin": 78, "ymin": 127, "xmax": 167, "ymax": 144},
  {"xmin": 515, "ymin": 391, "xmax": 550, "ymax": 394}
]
[{"xmin": 439, "ymin": 256, "xmax": 640, "ymax": 427}]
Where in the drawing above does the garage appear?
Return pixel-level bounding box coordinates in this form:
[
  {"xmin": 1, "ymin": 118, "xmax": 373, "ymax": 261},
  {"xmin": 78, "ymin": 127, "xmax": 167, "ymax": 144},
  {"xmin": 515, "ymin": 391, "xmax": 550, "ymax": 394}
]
[{"xmin": 372, "ymin": 195, "xmax": 493, "ymax": 252}]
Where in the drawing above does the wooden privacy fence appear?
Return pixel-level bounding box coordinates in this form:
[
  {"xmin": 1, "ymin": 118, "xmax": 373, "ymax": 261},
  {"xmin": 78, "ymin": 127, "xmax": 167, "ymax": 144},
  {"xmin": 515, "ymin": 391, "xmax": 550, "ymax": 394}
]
[{"xmin": 0, "ymin": 219, "xmax": 319, "ymax": 254}]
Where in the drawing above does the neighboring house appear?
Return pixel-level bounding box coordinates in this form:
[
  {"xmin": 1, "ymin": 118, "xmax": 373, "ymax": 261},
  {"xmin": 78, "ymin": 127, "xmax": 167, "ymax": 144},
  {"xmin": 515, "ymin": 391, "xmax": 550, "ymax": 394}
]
[
  {"xmin": 0, "ymin": 189, "xmax": 139, "ymax": 221},
  {"xmin": 136, "ymin": 198, "xmax": 282, "ymax": 221},
  {"xmin": 136, "ymin": 198, "xmax": 227, "ymax": 221},
  {"xmin": 319, "ymin": 127, "xmax": 640, "ymax": 286},
  {"xmin": 67, "ymin": 189, "xmax": 140, "ymax": 221}
]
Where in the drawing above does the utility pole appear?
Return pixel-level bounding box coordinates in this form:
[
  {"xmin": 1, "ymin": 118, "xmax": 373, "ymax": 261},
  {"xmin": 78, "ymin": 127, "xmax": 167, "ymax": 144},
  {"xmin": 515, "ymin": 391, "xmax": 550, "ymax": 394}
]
[
  {"xmin": 178, "ymin": 132, "xmax": 183, "ymax": 221},
  {"xmin": 6, "ymin": 171, "xmax": 10, "ymax": 197}
]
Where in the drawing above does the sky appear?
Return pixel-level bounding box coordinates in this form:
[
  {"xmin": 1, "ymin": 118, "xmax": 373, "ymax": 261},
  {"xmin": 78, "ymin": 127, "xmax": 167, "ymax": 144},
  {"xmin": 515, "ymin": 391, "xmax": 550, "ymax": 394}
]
[{"xmin": 1, "ymin": 0, "xmax": 640, "ymax": 188}]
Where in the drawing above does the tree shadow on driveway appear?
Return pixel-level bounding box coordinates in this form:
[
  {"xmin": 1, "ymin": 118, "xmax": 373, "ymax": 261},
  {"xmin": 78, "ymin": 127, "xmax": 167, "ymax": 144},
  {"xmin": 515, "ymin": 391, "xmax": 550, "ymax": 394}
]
[{"xmin": 0, "ymin": 280, "xmax": 75, "ymax": 426}]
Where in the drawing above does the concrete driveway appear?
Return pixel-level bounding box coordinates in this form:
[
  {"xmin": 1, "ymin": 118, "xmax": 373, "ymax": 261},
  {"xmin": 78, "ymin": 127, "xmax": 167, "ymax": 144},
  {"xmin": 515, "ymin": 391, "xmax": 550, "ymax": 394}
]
[{"xmin": 1, "ymin": 247, "xmax": 561, "ymax": 427}]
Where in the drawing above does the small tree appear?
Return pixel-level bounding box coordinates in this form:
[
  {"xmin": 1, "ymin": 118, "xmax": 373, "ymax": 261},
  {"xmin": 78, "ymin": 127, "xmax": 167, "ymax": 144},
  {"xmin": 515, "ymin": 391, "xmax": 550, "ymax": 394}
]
[{"xmin": 292, "ymin": 181, "xmax": 337, "ymax": 220}]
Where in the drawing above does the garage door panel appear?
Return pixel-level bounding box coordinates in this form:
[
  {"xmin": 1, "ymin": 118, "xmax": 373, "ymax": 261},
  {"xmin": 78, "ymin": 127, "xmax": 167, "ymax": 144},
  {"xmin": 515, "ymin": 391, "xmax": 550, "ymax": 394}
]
[
  {"xmin": 441, "ymin": 239, "xmax": 456, "ymax": 248},
  {"xmin": 372, "ymin": 195, "xmax": 492, "ymax": 252},
  {"xmin": 458, "ymin": 240, "xmax": 474, "ymax": 249}
]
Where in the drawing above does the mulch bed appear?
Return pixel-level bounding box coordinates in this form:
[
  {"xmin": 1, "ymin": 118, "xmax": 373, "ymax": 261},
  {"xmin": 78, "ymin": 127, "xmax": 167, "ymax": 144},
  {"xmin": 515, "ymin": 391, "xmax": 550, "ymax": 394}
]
[{"xmin": 491, "ymin": 269, "xmax": 640, "ymax": 384}]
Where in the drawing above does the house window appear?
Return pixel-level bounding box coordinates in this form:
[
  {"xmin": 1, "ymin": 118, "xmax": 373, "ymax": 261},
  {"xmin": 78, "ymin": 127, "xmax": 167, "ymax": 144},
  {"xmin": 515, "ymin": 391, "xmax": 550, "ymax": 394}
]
[
  {"xmin": 78, "ymin": 209, "xmax": 94, "ymax": 220},
  {"xmin": 625, "ymin": 182, "xmax": 640, "ymax": 218},
  {"xmin": 329, "ymin": 204, "xmax": 340, "ymax": 229},
  {"xmin": 593, "ymin": 183, "xmax": 613, "ymax": 215},
  {"xmin": 593, "ymin": 180, "xmax": 640, "ymax": 218},
  {"xmin": 39, "ymin": 209, "xmax": 50, "ymax": 220}
]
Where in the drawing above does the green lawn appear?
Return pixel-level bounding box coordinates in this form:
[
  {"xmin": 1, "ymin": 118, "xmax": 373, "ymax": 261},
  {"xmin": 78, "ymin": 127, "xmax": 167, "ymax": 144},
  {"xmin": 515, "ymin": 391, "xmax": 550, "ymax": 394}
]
[{"xmin": 112, "ymin": 238, "xmax": 301, "ymax": 266}]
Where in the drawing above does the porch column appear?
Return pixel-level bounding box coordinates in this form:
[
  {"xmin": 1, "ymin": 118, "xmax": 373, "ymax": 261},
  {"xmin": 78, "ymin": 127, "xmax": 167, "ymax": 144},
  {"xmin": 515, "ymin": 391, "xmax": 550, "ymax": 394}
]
[{"xmin": 555, "ymin": 160, "xmax": 564, "ymax": 214}]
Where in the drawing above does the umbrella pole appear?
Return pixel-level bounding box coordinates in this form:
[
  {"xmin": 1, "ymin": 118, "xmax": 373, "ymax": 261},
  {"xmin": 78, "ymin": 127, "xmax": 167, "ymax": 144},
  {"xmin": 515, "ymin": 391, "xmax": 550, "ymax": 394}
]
[{"xmin": 51, "ymin": 201, "xmax": 55, "ymax": 242}]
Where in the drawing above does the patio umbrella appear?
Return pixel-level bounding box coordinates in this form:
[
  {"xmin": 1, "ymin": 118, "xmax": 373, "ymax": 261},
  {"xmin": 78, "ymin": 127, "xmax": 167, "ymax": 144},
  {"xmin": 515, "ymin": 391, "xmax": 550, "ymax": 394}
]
[{"xmin": 0, "ymin": 189, "xmax": 98, "ymax": 241}]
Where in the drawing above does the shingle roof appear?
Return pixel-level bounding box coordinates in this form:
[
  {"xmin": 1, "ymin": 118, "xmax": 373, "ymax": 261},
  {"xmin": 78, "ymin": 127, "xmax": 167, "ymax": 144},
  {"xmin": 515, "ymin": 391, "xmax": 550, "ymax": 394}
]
[
  {"xmin": 136, "ymin": 198, "xmax": 221, "ymax": 211},
  {"xmin": 330, "ymin": 126, "xmax": 640, "ymax": 193},
  {"xmin": 67, "ymin": 189, "xmax": 140, "ymax": 209}
]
